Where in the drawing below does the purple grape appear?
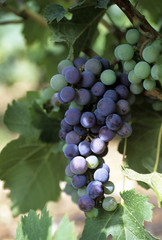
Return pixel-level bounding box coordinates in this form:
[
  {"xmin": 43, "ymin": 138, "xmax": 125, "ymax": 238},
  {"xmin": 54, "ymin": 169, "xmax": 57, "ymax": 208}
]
[
  {"xmin": 80, "ymin": 112, "xmax": 96, "ymax": 128},
  {"xmin": 103, "ymin": 90, "xmax": 119, "ymax": 102},
  {"xmin": 115, "ymin": 84, "xmax": 129, "ymax": 99},
  {"xmin": 116, "ymin": 99, "xmax": 130, "ymax": 116},
  {"xmin": 97, "ymin": 146, "xmax": 108, "ymax": 158},
  {"xmin": 97, "ymin": 98, "xmax": 116, "ymax": 117},
  {"xmin": 117, "ymin": 122, "xmax": 132, "ymax": 138},
  {"xmin": 62, "ymin": 65, "xmax": 74, "ymax": 76},
  {"xmin": 94, "ymin": 109, "xmax": 106, "ymax": 126},
  {"xmin": 65, "ymin": 108, "xmax": 81, "ymax": 125},
  {"xmin": 100, "ymin": 58, "xmax": 110, "ymax": 70},
  {"xmin": 73, "ymin": 57, "xmax": 87, "ymax": 69},
  {"xmin": 60, "ymin": 86, "xmax": 76, "ymax": 103},
  {"xmin": 74, "ymin": 124, "xmax": 87, "ymax": 136},
  {"xmin": 99, "ymin": 163, "xmax": 110, "ymax": 173},
  {"xmin": 78, "ymin": 195, "xmax": 95, "ymax": 212},
  {"xmin": 99, "ymin": 126, "xmax": 115, "ymax": 142},
  {"xmin": 72, "ymin": 175, "xmax": 87, "ymax": 188},
  {"xmin": 91, "ymin": 82, "xmax": 106, "ymax": 97},
  {"xmin": 118, "ymin": 73, "xmax": 130, "ymax": 87},
  {"xmin": 61, "ymin": 119, "xmax": 73, "ymax": 132},
  {"xmin": 78, "ymin": 141, "xmax": 91, "ymax": 157},
  {"xmin": 64, "ymin": 144, "xmax": 79, "ymax": 159},
  {"xmin": 80, "ymin": 71, "xmax": 96, "ymax": 88},
  {"xmin": 57, "ymin": 92, "xmax": 66, "ymax": 104},
  {"xmin": 59, "ymin": 129, "xmax": 67, "ymax": 140},
  {"xmin": 94, "ymin": 168, "xmax": 109, "ymax": 183},
  {"xmin": 70, "ymin": 156, "xmax": 88, "ymax": 174},
  {"xmin": 90, "ymin": 138, "xmax": 106, "ymax": 154},
  {"xmin": 87, "ymin": 181, "xmax": 104, "ymax": 199},
  {"xmin": 65, "ymin": 67, "xmax": 81, "ymax": 84},
  {"xmin": 106, "ymin": 114, "xmax": 122, "ymax": 131},
  {"xmin": 90, "ymin": 124, "xmax": 100, "ymax": 134},
  {"xmin": 93, "ymin": 56, "xmax": 102, "ymax": 60},
  {"xmin": 75, "ymin": 88, "xmax": 91, "ymax": 105},
  {"xmin": 65, "ymin": 164, "xmax": 74, "ymax": 177},
  {"xmin": 65, "ymin": 131, "xmax": 80, "ymax": 144}
]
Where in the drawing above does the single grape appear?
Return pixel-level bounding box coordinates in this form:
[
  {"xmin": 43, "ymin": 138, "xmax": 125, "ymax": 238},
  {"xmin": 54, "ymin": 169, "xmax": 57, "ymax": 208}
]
[
  {"xmin": 130, "ymin": 83, "xmax": 143, "ymax": 95},
  {"xmin": 103, "ymin": 89, "xmax": 119, "ymax": 102},
  {"xmin": 65, "ymin": 108, "xmax": 81, "ymax": 126},
  {"xmin": 117, "ymin": 44, "xmax": 134, "ymax": 61},
  {"xmin": 115, "ymin": 84, "xmax": 129, "ymax": 99},
  {"xmin": 65, "ymin": 67, "xmax": 81, "ymax": 84},
  {"xmin": 41, "ymin": 87, "xmax": 55, "ymax": 101},
  {"xmin": 59, "ymin": 129, "xmax": 67, "ymax": 140},
  {"xmin": 152, "ymin": 101, "xmax": 162, "ymax": 111},
  {"xmin": 74, "ymin": 124, "xmax": 87, "ymax": 136},
  {"xmin": 69, "ymin": 101, "xmax": 83, "ymax": 111},
  {"xmin": 134, "ymin": 61, "xmax": 151, "ymax": 79},
  {"xmin": 126, "ymin": 29, "xmax": 140, "ymax": 45},
  {"xmin": 57, "ymin": 59, "xmax": 73, "ymax": 73},
  {"xmin": 123, "ymin": 60, "xmax": 136, "ymax": 72},
  {"xmin": 70, "ymin": 156, "xmax": 88, "ymax": 174},
  {"xmin": 100, "ymin": 58, "xmax": 110, "ymax": 70},
  {"xmin": 143, "ymin": 79, "xmax": 156, "ymax": 90},
  {"xmin": 65, "ymin": 164, "xmax": 74, "ymax": 177},
  {"xmin": 75, "ymin": 88, "xmax": 91, "ymax": 105},
  {"xmin": 91, "ymin": 82, "xmax": 106, "ymax": 97},
  {"xmin": 151, "ymin": 39, "xmax": 162, "ymax": 51},
  {"xmin": 94, "ymin": 168, "xmax": 109, "ymax": 183},
  {"xmin": 117, "ymin": 122, "xmax": 132, "ymax": 138},
  {"xmin": 87, "ymin": 181, "xmax": 104, "ymax": 199},
  {"xmin": 57, "ymin": 92, "xmax": 66, "ymax": 104},
  {"xmin": 85, "ymin": 58, "xmax": 102, "ymax": 75},
  {"xmin": 90, "ymin": 124, "xmax": 100, "ymax": 134},
  {"xmin": 90, "ymin": 138, "xmax": 106, "ymax": 154},
  {"xmin": 61, "ymin": 119, "xmax": 73, "ymax": 132},
  {"xmin": 106, "ymin": 114, "xmax": 122, "ymax": 131},
  {"xmin": 114, "ymin": 46, "xmax": 120, "ymax": 59},
  {"xmin": 104, "ymin": 181, "xmax": 115, "ymax": 194},
  {"xmin": 97, "ymin": 98, "xmax": 116, "ymax": 117},
  {"xmin": 80, "ymin": 71, "xmax": 96, "ymax": 88},
  {"xmin": 94, "ymin": 109, "xmax": 106, "ymax": 126},
  {"xmin": 80, "ymin": 112, "xmax": 96, "ymax": 128},
  {"xmin": 62, "ymin": 65, "xmax": 74, "ymax": 76},
  {"xmin": 50, "ymin": 74, "xmax": 67, "ymax": 91},
  {"xmin": 64, "ymin": 144, "xmax": 79, "ymax": 159},
  {"xmin": 99, "ymin": 126, "xmax": 115, "ymax": 142},
  {"xmin": 73, "ymin": 57, "xmax": 87, "ymax": 69},
  {"xmin": 86, "ymin": 155, "xmax": 99, "ymax": 169},
  {"xmin": 60, "ymin": 86, "xmax": 76, "ymax": 103},
  {"xmin": 128, "ymin": 70, "xmax": 142, "ymax": 84},
  {"xmin": 99, "ymin": 163, "xmax": 110, "ymax": 173},
  {"xmin": 117, "ymin": 73, "xmax": 130, "ymax": 87},
  {"xmin": 78, "ymin": 141, "xmax": 91, "ymax": 157},
  {"xmin": 65, "ymin": 131, "xmax": 80, "ymax": 144},
  {"xmin": 98, "ymin": 146, "xmax": 108, "ymax": 158},
  {"xmin": 100, "ymin": 69, "xmax": 116, "ymax": 85},
  {"xmin": 78, "ymin": 195, "xmax": 95, "ymax": 212},
  {"xmin": 102, "ymin": 197, "xmax": 117, "ymax": 211},
  {"xmin": 85, "ymin": 208, "xmax": 98, "ymax": 218},
  {"xmin": 116, "ymin": 99, "xmax": 130, "ymax": 116},
  {"xmin": 151, "ymin": 63, "xmax": 162, "ymax": 81},
  {"xmin": 72, "ymin": 175, "xmax": 87, "ymax": 189},
  {"xmin": 142, "ymin": 45, "xmax": 159, "ymax": 63}
]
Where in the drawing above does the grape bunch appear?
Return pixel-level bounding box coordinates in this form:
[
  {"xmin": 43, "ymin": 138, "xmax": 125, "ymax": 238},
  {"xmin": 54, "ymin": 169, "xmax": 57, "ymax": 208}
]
[
  {"xmin": 114, "ymin": 28, "xmax": 162, "ymax": 95},
  {"xmin": 50, "ymin": 55, "xmax": 133, "ymax": 216}
]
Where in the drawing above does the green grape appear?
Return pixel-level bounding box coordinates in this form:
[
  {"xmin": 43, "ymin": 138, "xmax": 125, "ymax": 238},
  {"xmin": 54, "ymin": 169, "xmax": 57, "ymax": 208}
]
[
  {"xmin": 128, "ymin": 70, "xmax": 142, "ymax": 83},
  {"xmin": 104, "ymin": 181, "xmax": 115, "ymax": 194},
  {"xmin": 102, "ymin": 197, "xmax": 117, "ymax": 212},
  {"xmin": 114, "ymin": 46, "xmax": 120, "ymax": 59},
  {"xmin": 142, "ymin": 45, "xmax": 159, "ymax": 63},
  {"xmin": 77, "ymin": 187, "xmax": 87, "ymax": 197},
  {"xmin": 50, "ymin": 74, "xmax": 67, "ymax": 91},
  {"xmin": 143, "ymin": 78, "xmax": 156, "ymax": 91},
  {"xmin": 134, "ymin": 61, "xmax": 151, "ymax": 79},
  {"xmin": 57, "ymin": 59, "xmax": 73, "ymax": 73},
  {"xmin": 152, "ymin": 101, "xmax": 162, "ymax": 111},
  {"xmin": 151, "ymin": 64, "xmax": 162, "ymax": 81},
  {"xmin": 100, "ymin": 69, "xmax": 116, "ymax": 85},
  {"xmin": 69, "ymin": 101, "xmax": 83, "ymax": 111},
  {"xmin": 86, "ymin": 155, "xmax": 99, "ymax": 169},
  {"xmin": 126, "ymin": 29, "xmax": 140, "ymax": 45},
  {"xmin": 151, "ymin": 39, "xmax": 162, "ymax": 51},
  {"xmin": 85, "ymin": 208, "xmax": 98, "ymax": 218},
  {"xmin": 41, "ymin": 86, "xmax": 55, "ymax": 101},
  {"xmin": 123, "ymin": 59, "xmax": 136, "ymax": 72},
  {"xmin": 130, "ymin": 83, "xmax": 143, "ymax": 95},
  {"xmin": 117, "ymin": 44, "xmax": 134, "ymax": 61}
]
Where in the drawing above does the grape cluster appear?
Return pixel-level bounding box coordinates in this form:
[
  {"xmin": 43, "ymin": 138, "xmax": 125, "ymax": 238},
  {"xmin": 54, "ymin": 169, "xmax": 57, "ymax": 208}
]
[
  {"xmin": 50, "ymin": 56, "xmax": 133, "ymax": 216},
  {"xmin": 115, "ymin": 29, "xmax": 162, "ymax": 95}
]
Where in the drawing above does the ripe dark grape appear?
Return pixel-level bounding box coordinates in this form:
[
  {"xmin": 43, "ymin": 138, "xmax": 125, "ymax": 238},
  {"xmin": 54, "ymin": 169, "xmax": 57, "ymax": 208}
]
[
  {"xmin": 91, "ymin": 82, "xmax": 106, "ymax": 97},
  {"xmin": 75, "ymin": 88, "xmax": 91, "ymax": 105},
  {"xmin": 87, "ymin": 181, "xmax": 104, "ymax": 199},
  {"xmin": 115, "ymin": 84, "xmax": 129, "ymax": 99},
  {"xmin": 94, "ymin": 109, "xmax": 106, "ymax": 126},
  {"xmin": 61, "ymin": 119, "xmax": 73, "ymax": 132},
  {"xmin": 72, "ymin": 175, "xmax": 87, "ymax": 188},
  {"xmin": 97, "ymin": 98, "xmax": 116, "ymax": 117},
  {"xmin": 78, "ymin": 195, "xmax": 95, "ymax": 212},
  {"xmin": 100, "ymin": 58, "xmax": 110, "ymax": 70},
  {"xmin": 79, "ymin": 141, "xmax": 91, "ymax": 157},
  {"xmin": 80, "ymin": 71, "xmax": 96, "ymax": 88},
  {"xmin": 59, "ymin": 129, "xmax": 67, "ymax": 140},
  {"xmin": 90, "ymin": 138, "xmax": 106, "ymax": 154},
  {"xmin": 117, "ymin": 73, "xmax": 130, "ymax": 87},
  {"xmin": 106, "ymin": 114, "xmax": 122, "ymax": 131},
  {"xmin": 62, "ymin": 65, "xmax": 74, "ymax": 76},
  {"xmin": 94, "ymin": 168, "xmax": 109, "ymax": 183},
  {"xmin": 65, "ymin": 164, "xmax": 74, "ymax": 177},
  {"xmin": 74, "ymin": 124, "xmax": 87, "ymax": 136},
  {"xmin": 90, "ymin": 124, "xmax": 100, "ymax": 134},
  {"xmin": 103, "ymin": 89, "xmax": 119, "ymax": 102},
  {"xmin": 65, "ymin": 131, "xmax": 80, "ymax": 144},
  {"xmin": 65, "ymin": 108, "xmax": 81, "ymax": 125},
  {"xmin": 70, "ymin": 156, "xmax": 88, "ymax": 174},
  {"xmin": 65, "ymin": 67, "xmax": 81, "ymax": 84},
  {"xmin": 99, "ymin": 163, "xmax": 110, "ymax": 173},
  {"xmin": 99, "ymin": 126, "xmax": 115, "ymax": 142},
  {"xmin": 60, "ymin": 86, "xmax": 76, "ymax": 103},
  {"xmin": 117, "ymin": 122, "xmax": 132, "ymax": 138},
  {"xmin": 116, "ymin": 99, "xmax": 130, "ymax": 116},
  {"xmin": 80, "ymin": 112, "xmax": 96, "ymax": 128},
  {"xmin": 73, "ymin": 57, "xmax": 87, "ymax": 69},
  {"xmin": 64, "ymin": 144, "xmax": 79, "ymax": 159}
]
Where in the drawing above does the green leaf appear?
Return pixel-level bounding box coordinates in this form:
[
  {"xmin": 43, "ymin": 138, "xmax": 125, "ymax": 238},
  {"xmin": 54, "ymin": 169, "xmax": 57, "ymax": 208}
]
[
  {"xmin": 122, "ymin": 168, "xmax": 162, "ymax": 207},
  {"xmin": 0, "ymin": 137, "xmax": 66, "ymax": 216},
  {"xmin": 15, "ymin": 207, "xmax": 52, "ymax": 240},
  {"xmin": 45, "ymin": 4, "xmax": 67, "ymax": 23},
  {"xmin": 81, "ymin": 189, "xmax": 158, "ymax": 240},
  {"xmin": 96, "ymin": 0, "xmax": 110, "ymax": 8},
  {"xmin": 53, "ymin": 214, "xmax": 77, "ymax": 240}
]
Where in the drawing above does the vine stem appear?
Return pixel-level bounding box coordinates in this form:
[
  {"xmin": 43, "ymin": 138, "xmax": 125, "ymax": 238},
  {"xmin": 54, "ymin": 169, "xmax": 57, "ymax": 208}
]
[
  {"xmin": 154, "ymin": 123, "xmax": 162, "ymax": 172},
  {"xmin": 121, "ymin": 138, "xmax": 127, "ymax": 204}
]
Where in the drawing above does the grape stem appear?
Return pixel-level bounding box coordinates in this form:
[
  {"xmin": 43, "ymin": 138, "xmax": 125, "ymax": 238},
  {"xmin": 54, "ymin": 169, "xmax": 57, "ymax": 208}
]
[
  {"xmin": 154, "ymin": 123, "xmax": 162, "ymax": 172},
  {"xmin": 121, "ymin": 138, "xmax": 127, "ymax": 204},
  {"xmin": 144, "ymin": 89, "xmax": 162, "ymax": 101}
]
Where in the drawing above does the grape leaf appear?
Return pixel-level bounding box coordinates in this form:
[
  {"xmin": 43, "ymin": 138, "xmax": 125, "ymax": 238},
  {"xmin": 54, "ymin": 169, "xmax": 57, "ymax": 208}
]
[
  {"xmin": 96, "ymin": 0, "xmax": 110, "ymax": 8},
  {"xmin": 45, "ymin": 4, "xmax": 67, "ymax": 23},
  {"xmin": 0, "ymin": 137, "xmax": 66, "ymax": 216},
  {"xmin": 15, "ymin": 207, "xmax": 52, "ymax": 240},
  {"xmin": 53, "ymin": 214, "xmax": 77, "ymax": 240},
  {"xmin": 122, "ymin": 168, "xmax": 162, "ymax": 207},
  {"xmin": 81, "ymin": 189, "xmax": 158, "ymax": 240}
]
